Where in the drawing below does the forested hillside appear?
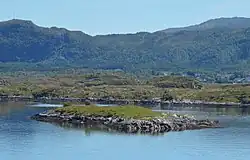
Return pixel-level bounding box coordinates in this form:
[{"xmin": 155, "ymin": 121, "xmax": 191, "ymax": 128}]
[{"xmin": 1, "ymin": 17, "xmax": 250, "ymax": 73}]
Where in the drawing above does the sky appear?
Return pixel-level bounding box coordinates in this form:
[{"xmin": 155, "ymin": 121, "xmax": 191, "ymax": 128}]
[{"xmin": 1, "ymin": 0, "xmax": 250, "ymax": 35}]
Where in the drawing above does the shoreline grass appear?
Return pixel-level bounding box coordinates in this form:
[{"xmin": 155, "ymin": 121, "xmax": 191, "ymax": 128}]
[{"xmin": 55, "ymin": 105, "xmax": 163, "ymax": 119}]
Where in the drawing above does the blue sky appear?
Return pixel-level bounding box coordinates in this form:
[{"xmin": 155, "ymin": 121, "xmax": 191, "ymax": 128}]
[{"xmin": 1, "ymin": 0, "xmax": 250, "ymax": 35}]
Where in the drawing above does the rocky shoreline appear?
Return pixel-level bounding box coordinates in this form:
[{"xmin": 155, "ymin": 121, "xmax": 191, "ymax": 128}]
[
  {"xmin": 1, "ymin": 95, "xmax": 248, "ymax": 106},
  {"xmin": 31, "ymin": 110, "xmax": 220, "ymax": 134}
]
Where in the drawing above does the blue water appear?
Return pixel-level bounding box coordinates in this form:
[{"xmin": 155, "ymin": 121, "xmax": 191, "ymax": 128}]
[{"xmin": 1, "ymin": 102, "xmax": 250, "ymax": 160}]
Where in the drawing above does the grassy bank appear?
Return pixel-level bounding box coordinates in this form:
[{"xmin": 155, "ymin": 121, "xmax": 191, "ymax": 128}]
[
  {"xmin": 1, "ymin": 71, "xmax": 250, "ymax": 104},
  {"xmin": 55, "ymin": 105, "xmax": 163, "ymax": 119}
]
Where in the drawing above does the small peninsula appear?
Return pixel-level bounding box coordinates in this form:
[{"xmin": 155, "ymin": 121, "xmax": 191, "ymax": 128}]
[{"xmin": 31, "ymin": 105, "xmax": 220, "ymax": 134}]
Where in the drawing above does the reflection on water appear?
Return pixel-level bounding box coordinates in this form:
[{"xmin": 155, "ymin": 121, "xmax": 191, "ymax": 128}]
[
  {"xmin": 51, "ymin": 121, "xmax": 164, "ymax": 137},
  {"xmin": 0, "ymin": 101, "xmax": 28, "ymax": 115},
  {"xmin": 1, "ymin": 102, "xmax": 250, "ymax": 160},
  {"xmin": 157, "ymin": 103, "xmax": 250, "ymax": 116}
]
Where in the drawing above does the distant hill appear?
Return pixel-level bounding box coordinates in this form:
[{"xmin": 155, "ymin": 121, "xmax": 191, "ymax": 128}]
[
  {"xmin": 160, "ymin": 17, "xmax": 250, "ymax": 33},
  {"xmin": 1, "ymin": 17, "xmax": 250, "ymax": 73}
]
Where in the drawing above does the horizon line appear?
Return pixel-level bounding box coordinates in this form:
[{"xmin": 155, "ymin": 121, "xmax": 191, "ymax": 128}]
[{"xmin": 0, "ymin": 16, "xmax": 249, "ymax": 36}]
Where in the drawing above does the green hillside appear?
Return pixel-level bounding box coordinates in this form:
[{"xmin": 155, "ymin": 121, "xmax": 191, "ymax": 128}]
[{"xmin": 1, "ymin": 17, "xmax": 250, "ymax": 73}]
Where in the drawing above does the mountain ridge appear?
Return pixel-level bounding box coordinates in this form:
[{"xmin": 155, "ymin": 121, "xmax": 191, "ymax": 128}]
[
  {"xmin": 159, "ymin": 17, "xmax": 250, "ymax": 33},
  {"xmin": 1, "ymin": 17, "xmax": 250, "ymax": 73}
]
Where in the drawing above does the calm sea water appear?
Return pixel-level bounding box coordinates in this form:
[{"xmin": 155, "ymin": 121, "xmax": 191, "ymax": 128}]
[{"xmin": 1, "ymin": 102, "xmax": 250, "ymax": 160}]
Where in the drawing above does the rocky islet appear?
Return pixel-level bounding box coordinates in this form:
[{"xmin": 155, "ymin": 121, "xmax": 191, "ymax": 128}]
[{"xmin": 31, "ymin": 106, "xmax": 220, "ymax": 134}]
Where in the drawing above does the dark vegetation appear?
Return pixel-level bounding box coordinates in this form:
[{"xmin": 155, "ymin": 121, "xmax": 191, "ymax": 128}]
[{"xmin": 2, "ymin": 17, "xmax": 250, "ymax": 73}]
